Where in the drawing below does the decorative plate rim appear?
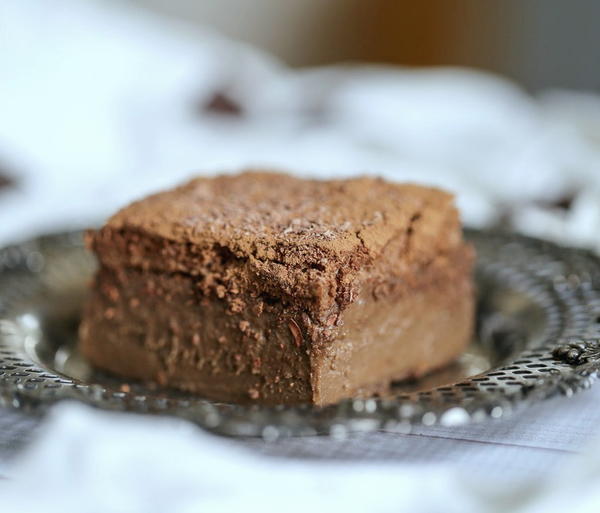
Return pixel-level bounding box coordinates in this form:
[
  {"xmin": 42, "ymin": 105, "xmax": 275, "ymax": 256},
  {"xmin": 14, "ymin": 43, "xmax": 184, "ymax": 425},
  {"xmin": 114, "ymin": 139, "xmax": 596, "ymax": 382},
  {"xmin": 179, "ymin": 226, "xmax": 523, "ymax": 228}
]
[{"xmin": 1, "ymin": 229, "xmax": 600, "ymax": 438}]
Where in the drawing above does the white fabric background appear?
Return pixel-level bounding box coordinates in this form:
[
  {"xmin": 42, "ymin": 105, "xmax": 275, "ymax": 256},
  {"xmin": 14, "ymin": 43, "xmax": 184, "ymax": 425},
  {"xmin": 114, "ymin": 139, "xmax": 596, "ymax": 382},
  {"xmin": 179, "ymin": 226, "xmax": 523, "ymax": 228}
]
[{"xmin": 2, "ymin": 1, "xmax": 600, "ymax": 511}]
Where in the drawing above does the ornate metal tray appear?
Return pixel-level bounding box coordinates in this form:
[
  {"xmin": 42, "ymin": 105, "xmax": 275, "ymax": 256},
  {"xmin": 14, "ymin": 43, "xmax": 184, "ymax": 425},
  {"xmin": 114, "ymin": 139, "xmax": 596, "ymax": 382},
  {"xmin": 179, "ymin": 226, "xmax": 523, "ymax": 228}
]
[{"xmin": 1, "ymin": 230, "xmax": 599, "ymax": 438}]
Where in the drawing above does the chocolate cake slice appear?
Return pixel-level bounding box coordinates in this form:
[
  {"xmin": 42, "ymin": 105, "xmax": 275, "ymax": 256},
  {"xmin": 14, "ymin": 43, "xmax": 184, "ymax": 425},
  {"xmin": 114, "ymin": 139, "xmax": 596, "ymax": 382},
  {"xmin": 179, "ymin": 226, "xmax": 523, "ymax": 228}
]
[{"xmin": 79, "ymin": 171, "xmax": 474, "ymax": 405}]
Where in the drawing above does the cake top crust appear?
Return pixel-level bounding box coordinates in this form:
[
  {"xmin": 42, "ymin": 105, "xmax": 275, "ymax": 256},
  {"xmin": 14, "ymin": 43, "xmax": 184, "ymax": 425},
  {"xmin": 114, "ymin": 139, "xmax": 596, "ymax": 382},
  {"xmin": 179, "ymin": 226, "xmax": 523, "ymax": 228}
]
[{"xmin": 106, "ymin": 171, "xmax": 458, "ymax": 262}]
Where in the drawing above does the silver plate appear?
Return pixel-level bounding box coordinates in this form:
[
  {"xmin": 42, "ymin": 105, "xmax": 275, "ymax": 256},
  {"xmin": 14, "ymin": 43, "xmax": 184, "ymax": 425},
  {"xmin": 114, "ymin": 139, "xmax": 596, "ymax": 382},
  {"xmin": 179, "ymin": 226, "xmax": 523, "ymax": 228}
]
[{"xmin": 1, "ymin": 230, "xmax": 600, "ymax": 437}]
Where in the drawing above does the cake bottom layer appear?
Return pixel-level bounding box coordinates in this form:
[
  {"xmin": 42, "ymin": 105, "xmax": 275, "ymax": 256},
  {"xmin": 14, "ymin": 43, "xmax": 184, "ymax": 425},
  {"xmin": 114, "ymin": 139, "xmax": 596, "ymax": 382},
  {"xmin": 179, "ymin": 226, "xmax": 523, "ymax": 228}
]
[
  {"xmin": 79, "ymin": 267, "xmax": 473, "ymax": 405},
  {"xmin": 312, "ymin": 272, "xmax": 474, "ymax": 404},
  {"xmin": 79, "ymin": 267, "xmax": 314, "ymax": 404}
]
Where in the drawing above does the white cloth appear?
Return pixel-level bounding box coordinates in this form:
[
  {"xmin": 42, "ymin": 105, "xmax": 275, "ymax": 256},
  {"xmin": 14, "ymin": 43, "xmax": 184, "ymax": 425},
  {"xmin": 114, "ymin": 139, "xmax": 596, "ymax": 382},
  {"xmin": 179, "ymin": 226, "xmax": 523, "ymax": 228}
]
[
  {"xmin": 1, "ymin": 400, "xmax": 600, "ymax": 513},
  {"xmin": 2, "ymin": 0, "xmax": 600, "ymax": 243},
  {"xmin": 2, "ymin": 0, "xmax": 600, "ymax": 511}
]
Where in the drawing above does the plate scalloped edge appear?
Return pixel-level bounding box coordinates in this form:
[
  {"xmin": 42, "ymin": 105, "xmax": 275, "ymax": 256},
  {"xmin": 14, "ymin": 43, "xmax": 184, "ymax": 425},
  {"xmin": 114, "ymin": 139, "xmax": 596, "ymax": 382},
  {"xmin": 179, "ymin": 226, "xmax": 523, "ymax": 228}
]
[{"xmin": 1, "ymin": 229, "xmax": 600, "ymax": 438}]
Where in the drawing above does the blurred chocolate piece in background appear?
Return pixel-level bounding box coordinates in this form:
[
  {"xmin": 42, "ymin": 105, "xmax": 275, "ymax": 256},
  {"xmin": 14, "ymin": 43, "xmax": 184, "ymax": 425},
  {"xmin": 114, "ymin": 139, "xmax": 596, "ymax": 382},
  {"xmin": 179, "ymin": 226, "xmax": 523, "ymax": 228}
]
[
  {"xmin": 542, "ymin": 191, "xmax": 578, "ymax": 212},
  {"xmin": 0, "ymin": 164, "xmax": 15, "ymax": 193},
  {"xmin": 203, "ymin": 90, "xmax": 243, "ymax": 117},
  {"xmin": 0, "ymin": 175, "xmax": 11, "ymax": 190}
]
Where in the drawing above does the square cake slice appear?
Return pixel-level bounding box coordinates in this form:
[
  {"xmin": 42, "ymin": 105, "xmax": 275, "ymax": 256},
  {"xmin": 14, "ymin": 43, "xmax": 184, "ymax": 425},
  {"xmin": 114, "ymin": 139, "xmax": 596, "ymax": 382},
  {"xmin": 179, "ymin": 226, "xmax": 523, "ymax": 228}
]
[{"xmin": 79, "ymin": 171, "xmax": 474, "ymax": 405}]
